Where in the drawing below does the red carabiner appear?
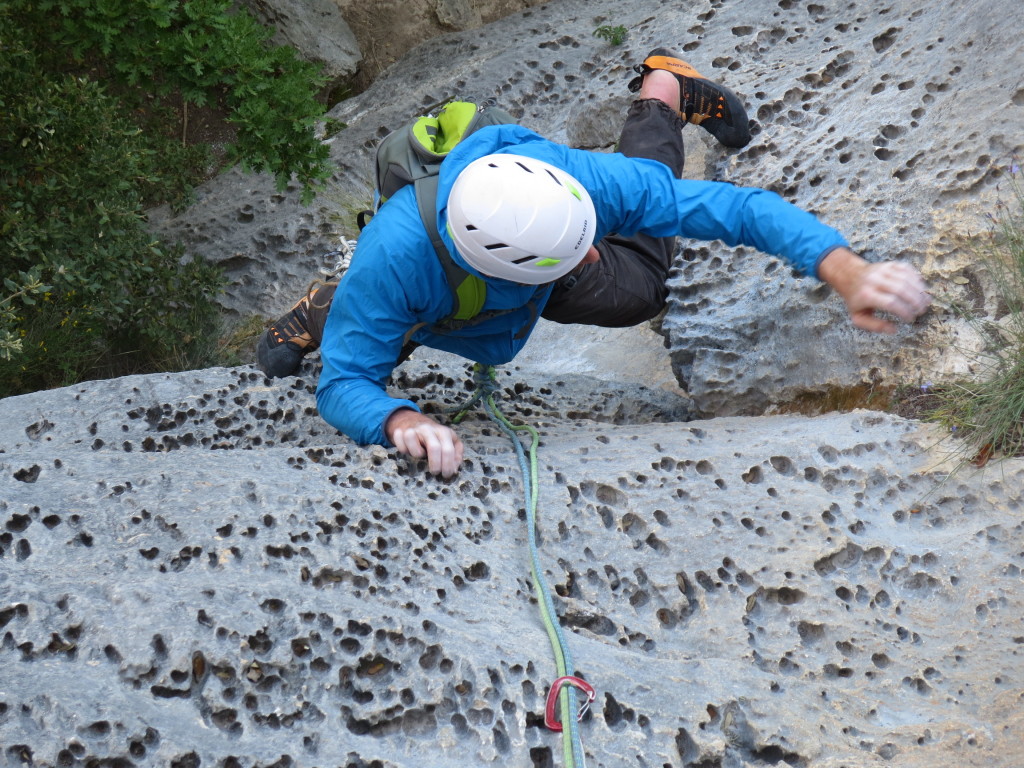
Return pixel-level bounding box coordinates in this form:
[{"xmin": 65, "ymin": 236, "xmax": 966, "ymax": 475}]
[{"xmin": 544, "ymin": 675, "xmax": 597, "ymax": 731}]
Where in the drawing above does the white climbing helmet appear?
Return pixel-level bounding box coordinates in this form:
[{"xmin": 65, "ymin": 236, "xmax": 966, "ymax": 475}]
[{"xmin": 447, "ymin": 153, "xmax": 597, "ymax": 284}]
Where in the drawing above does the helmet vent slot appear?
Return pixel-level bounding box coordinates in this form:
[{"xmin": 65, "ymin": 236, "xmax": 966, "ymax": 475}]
[{"xmin": 448, "ymin": 153, "xmax": 595, "ymax": 284}]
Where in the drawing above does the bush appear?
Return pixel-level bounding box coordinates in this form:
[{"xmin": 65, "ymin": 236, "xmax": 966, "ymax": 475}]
[
  {"xmin": 1, "ymin": 270, "xmax": 50, "ymax": 363},
  {"xmin": 12, "ymin": 0, "xmax": 331, "ymax": 202},
  {"xmin": 0, "ymin": 24, "xmax": 225, "ymax": 396},
  {"xmin": 928, "ymin": 162, "xmax": 1024, "ymax": 462},
  {"xmin": 1, "ymin": 2, "xmax": 334, "ymax": 396}
]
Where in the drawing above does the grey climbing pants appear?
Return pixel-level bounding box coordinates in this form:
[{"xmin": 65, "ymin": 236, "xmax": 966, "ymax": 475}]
[{"xmin": 304, "ymin": 98, "xmax": 685, "ymax": 344}]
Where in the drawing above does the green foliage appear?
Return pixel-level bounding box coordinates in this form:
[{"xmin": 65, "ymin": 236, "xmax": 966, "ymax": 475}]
[
  {"xmin": 322, "ymin": 118, "xmax": 349, "ymax": 140},
  {"xmin": 593, "ymin": 24, "xmax": 628, "ymax": 46},
  {"xmin": 0, "ymin": 24, "xmax": 226, "ymax": 396},
  {"xmin": 1, "ymin": 1, "xmax": 338, "ymax": 396},
  {"xmin": 9, "ymin": 0, "xmax": 331, "ymax": 202},
  {"xmin": 1, "ymin": 270, "xmax": 51, "ymax": 362},
  {"xmin": 927, "ymin": 163, "xmax": 1024, "ymax": 461}
]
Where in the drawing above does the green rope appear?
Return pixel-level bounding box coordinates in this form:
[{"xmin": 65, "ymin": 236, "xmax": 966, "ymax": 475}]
[{"xmin": 452, "ymin": 364, "xmax": 587, "ymax": 768}]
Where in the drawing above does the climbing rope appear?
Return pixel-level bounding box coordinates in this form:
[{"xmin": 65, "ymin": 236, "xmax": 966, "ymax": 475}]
[{"xmin": 451, "ymin": 365, "xmax": 593, "ymax": 768}]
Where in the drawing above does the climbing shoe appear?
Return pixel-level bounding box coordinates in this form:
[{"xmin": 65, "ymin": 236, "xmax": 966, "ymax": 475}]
[
  {"xmin": 256, "ymin": 291, "xmax": 319, "ymax": 378},
  {"xmin": 628, "ymin": 47, "xmax": 752, "ymax": 149}
]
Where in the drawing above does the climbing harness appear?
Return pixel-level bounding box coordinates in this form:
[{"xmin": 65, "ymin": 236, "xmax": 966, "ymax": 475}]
[{"xmin": 451, "ymin": 365, "xmax": 593, "ymax": 768}]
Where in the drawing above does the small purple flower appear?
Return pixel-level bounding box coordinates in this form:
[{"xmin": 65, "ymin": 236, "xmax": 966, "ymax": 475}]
[
  {"xmin": 921, "ymin": 381, "xmax": 932, "ymax": 392},
  {"xmin": 1011, "ymin": 164, "xmax": 1021, "ymax": 175}
]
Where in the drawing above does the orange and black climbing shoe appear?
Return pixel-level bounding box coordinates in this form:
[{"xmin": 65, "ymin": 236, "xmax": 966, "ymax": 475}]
[
  {"xmin": 628, "ymin": 47, "xmax": 752, "ymax": 149},
  {"xmin": 257, "ymin": 290, "xmax": 320, "ymax": 379}
]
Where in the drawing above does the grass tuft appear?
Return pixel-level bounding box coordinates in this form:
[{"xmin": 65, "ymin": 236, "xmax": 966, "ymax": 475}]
[
  {"xmin": 926, "ymin": 159, "xmax": 1024, "ymax": 461},
  {"xmin": 593, "ymin": 25, "xmax": 628, "ymax": 46}
]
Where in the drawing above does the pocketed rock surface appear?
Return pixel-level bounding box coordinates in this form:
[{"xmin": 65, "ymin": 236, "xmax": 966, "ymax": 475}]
[
  {"xmin": 7, "ymin": 0, "xmax": 1024, "ymax": 766},
  {"xmin": 149, "ymin": 0, "xmax": 1024, "ymax": 413},
  {"xmin": 2, "ymin": 358, "xmax": 1023, "ymax": 768}
]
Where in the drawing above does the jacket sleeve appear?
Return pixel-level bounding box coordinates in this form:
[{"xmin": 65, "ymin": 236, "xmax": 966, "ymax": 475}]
[
  {"xmin": 511, "ymin": 145, "xmax": 849, "ymax": 278},
  {"xmin": 315, "ymin": 203, "xmax": 446, "ymax": 447}
]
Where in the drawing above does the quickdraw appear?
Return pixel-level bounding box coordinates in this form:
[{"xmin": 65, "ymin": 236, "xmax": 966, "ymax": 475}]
[{"xmin": 545, "ymin": 676, "xmax": 597, "ymax": 732}]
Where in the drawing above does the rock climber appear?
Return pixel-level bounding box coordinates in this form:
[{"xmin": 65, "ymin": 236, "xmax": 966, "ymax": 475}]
[{"xmin": 256, "ymin": 48, "xmax": 931, "ymax": 479}]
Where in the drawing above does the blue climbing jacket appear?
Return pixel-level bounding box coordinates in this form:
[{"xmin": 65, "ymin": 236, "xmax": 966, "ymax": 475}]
[{"xmin": 316, "ymin": 124, "xmax": 848, "ymax": 446}]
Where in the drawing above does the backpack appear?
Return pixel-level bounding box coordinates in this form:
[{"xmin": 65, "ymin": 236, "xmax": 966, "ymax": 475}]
[{"xmin": 358, "ymin": 100, "xmax": 543, "ymax": 337}]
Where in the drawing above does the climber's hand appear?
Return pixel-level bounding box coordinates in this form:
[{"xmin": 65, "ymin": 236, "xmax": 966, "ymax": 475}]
[
  {"xmin": 819, "ymin": 247, "xmax": 931, "ymax": 334},
  {"xmin": 386, "ymin": 408, "xmax": 464, "ymax": 478}
]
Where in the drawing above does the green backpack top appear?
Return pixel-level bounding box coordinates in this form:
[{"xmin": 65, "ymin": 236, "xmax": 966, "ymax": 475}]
[{"xmin": 359, "ymin": 100, "xmax": 543, "ymax": 334}]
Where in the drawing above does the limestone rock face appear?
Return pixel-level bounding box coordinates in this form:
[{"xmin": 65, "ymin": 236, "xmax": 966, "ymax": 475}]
[
  {"xmin": 27, "ymin": 5, "xmax": 1021, "ymax": 764},
  {"xmin": 239, "ymin": 0, "xmax": 362, "ymax": 85},
  {"xmin": 658, "ymin": 1, "xmax": 1023, "ymax": 416},
  {"xmin": 2, "ymin": 358, "xmax": 1023, "ymax": 767},
  {"xmin": 334, "ymin": 0, "xmax": 552, "ymax": 88},
  {"xmin": 149, "ymin": 0, "xmax": 1023, "ymax": 415}
]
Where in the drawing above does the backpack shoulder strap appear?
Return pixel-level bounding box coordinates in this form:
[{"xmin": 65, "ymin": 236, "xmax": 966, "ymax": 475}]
[
  {"xmin": 411, "ymin": 102, "xmax": 516, "ymax": 325},
  {"xmin": 371, "ymin": 101, "xmax": 522, "ymax": 337},
  {"xmin": 413, "ymin": 173, "xmax": 486, "ymax": 323}
]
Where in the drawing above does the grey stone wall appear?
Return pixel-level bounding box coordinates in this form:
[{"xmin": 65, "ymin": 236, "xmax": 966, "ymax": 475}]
[
  {"xmin": 1, "ymin": 357, "xmax": 1023, "ymax": 766},
  {"xmin": 150, "ymin": 0, "xmax": 1023, "ymax": 414},
  {"xmin": 239, "ymin": 0, "xmax": 362, "ymax": 84},
  {"xmin": 5, "ymin": 1, "xmax": 1024, "ymax": 766}
]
